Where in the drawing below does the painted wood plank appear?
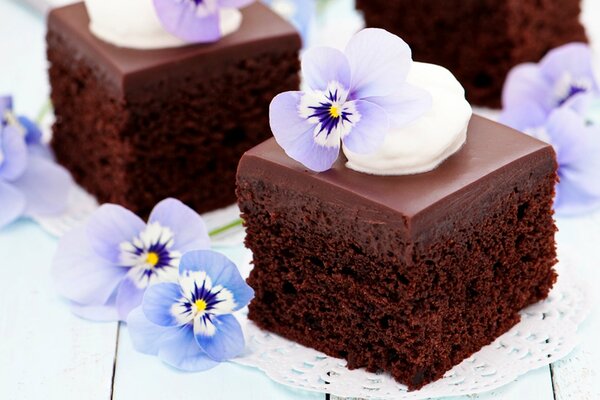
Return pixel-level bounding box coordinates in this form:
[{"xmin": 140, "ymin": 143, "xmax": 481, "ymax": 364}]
[
  {"xmin": 551, "ymin": 213, "xmax": 600, "ymax": 400},
  {"xmin": 0, "ymin": 221, "xmax": 119, "ymax": 400}
]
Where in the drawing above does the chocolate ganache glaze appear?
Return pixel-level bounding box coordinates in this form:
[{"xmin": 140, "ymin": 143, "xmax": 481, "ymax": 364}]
[
  {"xmin": 238, "ymin": 115, "xmax": 556, "ymax": 241},
  {"xmin": 48, "ymin": 2, "xmax": 300, "ymax": 97}
]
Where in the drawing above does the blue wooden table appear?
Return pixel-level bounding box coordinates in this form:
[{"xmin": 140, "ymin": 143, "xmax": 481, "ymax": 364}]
[{"xmin": 1, "ymin": 1, "xmax": 599, "ymax": 399}]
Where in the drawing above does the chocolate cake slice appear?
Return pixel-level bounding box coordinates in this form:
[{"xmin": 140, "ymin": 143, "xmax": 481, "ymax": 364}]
[
  {"xmin": 236, "ymin": 115, "xmax": 558, "ymax": 389},
  {"xmin": 356, "ymin": 0, "xmax": 587, "ymax": 107},
  {"xmin": 47, "ymin": 2, "xmax": 301, "ymax": 216}
]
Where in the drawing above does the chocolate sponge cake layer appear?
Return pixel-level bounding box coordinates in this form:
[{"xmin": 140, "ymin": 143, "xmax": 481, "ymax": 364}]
[
  {"xmin": 236, "ymin": 116, "xmax": 558, "ymax": 389},
  {"xmin": 47, "ymin": 3, "xmax": 301, "ymax": 216},
  {"xmin": 356, "ymin": 0, "xmax": 586, "ymax": 107}
]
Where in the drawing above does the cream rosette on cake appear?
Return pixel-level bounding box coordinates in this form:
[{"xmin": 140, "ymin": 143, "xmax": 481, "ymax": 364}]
[
  {"xmin": 84, "ymin": 0, "xmax": 252, "ymax": 49},
  {"xmin": 344, "ymin": 62, "xmax": 473, "ymax": 175}
]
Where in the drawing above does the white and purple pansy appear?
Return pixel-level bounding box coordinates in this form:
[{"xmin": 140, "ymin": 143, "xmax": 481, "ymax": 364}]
[
  {"xmin": 153, "ymin": 0, "xmax": 254, "ymax": 43},
  {"xmin": 500, "ymin": 43, "xmax": 599, "ymax": 131},
  {"xmin": 52, "ymin": 198, "xmax": 211, "ymax": 321},
  {"xmin": 0, "ymin": 95, "xmax": 71, "ymax": 229},
  {"xmin": 270, "ymin": 28, "xmax": 432, "ymax": 172},
  {"xmin": 127, "ymin": 250, "xmax": 254, "ymax": 371}
]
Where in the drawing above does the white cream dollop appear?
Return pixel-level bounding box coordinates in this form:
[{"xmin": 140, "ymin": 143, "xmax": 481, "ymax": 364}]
[
  {"xmin": 344, "ymin": 62, "xmax": 472, "ymax": 176},
  {"xmin": 84, "ymin": 0, "xmax": 242, "ymax": 49}
]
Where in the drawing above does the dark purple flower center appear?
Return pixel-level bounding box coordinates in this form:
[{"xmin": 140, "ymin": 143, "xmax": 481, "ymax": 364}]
[
  {"xmin": 129, "ymin": 239, "xmax": 176, "ymax": 280},
  {"xmin": 308, "ymin": 88, "xmax": 353, "ymax": 137},
  {"xmin": 558, "ymin": 84, "xmax": 588, "ymax": 106}
]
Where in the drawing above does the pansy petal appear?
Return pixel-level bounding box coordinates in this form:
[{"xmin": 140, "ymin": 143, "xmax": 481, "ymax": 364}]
[
  {"xmin": 341, "ymin": 100, "xmax": 389, "ymax": 155},
  {"xmin": 270, "ymin": 91, "xmax": 340, "ymax": 172},
  {"xmin": 127, "ymin": 306, "xmax": 171, "ymax": 356},
  {"xmin": 17, "ymin": 116, "xmax": 43, "ymax": 145},
  {"xmin": 194, "ymin": 314, "xmax": 244, "ymax": 361},
  {"xmin": 302, "ymin": 47, "xmax": 351, "ymax": 91},
  {"xmin": 555, "ymin": 167, "xmax": 600, "ymax": 215},
  {"xmin": 69, "ymin": 291, "xmax": 119, "ymax": 322},
  {"xmin": 544, "ymin": 107, "xmax": 589, "ymax": 166},
  {"xmin": 143, "ymin": 282, "xmax": 183, "ymax": 327},
  {"xmin": 345, "ymin": 28, "xmax": 412, "ymax": 99},
  {"xmin": 86, "ymin": 204, "xmax": 146, "ymax": 264},
  {"xmin": 179, "ymin": 250, "xmax": 254, "ymax": 310},
  {"xmin": 363, "ymin": 83, "xmax": 432, "ymax": 128},
  {"xmin": 116, "ymin": 278, "xmax": 146, "ymax": 321},
  {"xmin": 0, "ymin": 95, "xmax": 13, "ymax": 117},
  {"xmin": 153, "ymin": 0, "xmax": 221, "ymax": 43},
  {"xmin": 52, "ymin": 225, "xmax": 127, "ymax": 305},
  {"xmin": 11, "ymin": 155, "xmax": 72, "ymax": 216},
  {"xmin": 217, "ymin": 0, "xmax": 253, "ymax": 8},
  {"xmin": 502, "ymin": 63, "xmax": 553, "ymax": 113},
  {"xmin": 158, "ymin": 325, "xmax": 220, "ymax": 371},
  {"xmin": 148, "ymin": 198, "xmax": 210, "ymax": 253},
  {"xmin": 0, "ymin": 181, "xmax": 25, "ymax": 229},
  {"xmin": 499, "ymin": 100, "xmax": 549, "ymax": 132},
  {"xmin": 0, "ymin": 125, "xmax": 28, "ymax": 181},
  {"xmin": 540, "ymin": 43, "xmax": 598, "ymax": 90}
]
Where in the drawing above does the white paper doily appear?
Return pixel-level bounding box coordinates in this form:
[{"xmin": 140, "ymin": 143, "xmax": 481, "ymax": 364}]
[
  {"xmin": 31, "ymin": 184, "xmax": 245, "ymax": 246},
  {"xmin": 232, "ymin": 256, "xmax": 591, "ymax": 400}
]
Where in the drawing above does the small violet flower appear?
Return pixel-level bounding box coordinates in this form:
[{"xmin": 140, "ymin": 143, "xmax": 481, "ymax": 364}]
[
  {"xmin": 499, "ymin": 43, "xmax": 600, "ymax": 215},
  {"xmin": 270, "ymin": 28, "xmax": 432, "ymax": 172},
  {"xmin": 153, "ymin": 0, "xmax": 254, "ymax": 43},
  {"xmin": 0, "ymin": 96, "xmax": 71, "ymax": 229},
  {"xmin": 127, "ymin": 250, "xmax": 254, "ymax": 371},
  {"xmin": 52, "ymin": 198, "xmax": 211, "ymax": 321},
  {"xmin": 500, "ymin": 43, "xmax": 599, "ymax": 131}
]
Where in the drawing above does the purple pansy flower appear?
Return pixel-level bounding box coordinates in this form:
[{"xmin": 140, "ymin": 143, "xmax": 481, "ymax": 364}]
[
  {"xmin": 0, "ymin": 95, "xmax": 71, "ymax": 229},
  {"xmin": 270, "ymin": 28, "xmax": 432, "ymax": 172},
  {"xmin": 153, "ymin": 0, "xmax": 254, "ymax": 43},
  {"xmin": 127, "ymin": 250, "xmax": 254, "ymax": 371},
  {"xmin": 500, "ymin": 43, "xmax": 599, "ymax": 131},
  {"xmin": 528, "ymin": 95, "xmax": 600, "ymax": 215},
  {"xmin": 499, "ymin": 43, "xmax": 600, "ymax": 215},
  {"xmin": 52, "ymin": 198, "xmax": 211, "ymax": 321}
]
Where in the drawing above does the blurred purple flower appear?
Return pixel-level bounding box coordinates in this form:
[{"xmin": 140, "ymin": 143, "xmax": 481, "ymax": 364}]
[
  {"xmin": 153, "ymin": 0, "xmax": 254, "ymax": 43},
  {"xmin": 0, "ymin": 95, "xmax": 71, "ymax": 229},
  {"xmin": 127, "ymin": 250, "xmax": 254, "ymax": 371},
  {"xmin": 500, "ymin": 43, "xmax": 598, "ymax": 131},
  {"xmin": 529, "ymin": 95, "xmax": 600, "ymax": 215},
  {"xmin": 499, "ymin": 43, "xmax": 600, "ymax": 215},
  {"xmin": 270, "ymin": 28, "xmax": 431, "ymax": 172},
  {"xmin": 52, "ymin": 198, "xmax": 211, "ymax": 321}
]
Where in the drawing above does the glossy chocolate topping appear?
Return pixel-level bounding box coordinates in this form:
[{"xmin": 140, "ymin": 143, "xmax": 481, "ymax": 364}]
[
  {"xmin": 238, "ymin": 115, "xmax": 556, "ymax": 237},
  {"xmin": 48, "ymin": 2, "xmax": 301, "ymax": 93}
]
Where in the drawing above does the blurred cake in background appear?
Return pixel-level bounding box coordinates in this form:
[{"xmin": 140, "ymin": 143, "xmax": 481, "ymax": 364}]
[
  {"xmin": 356, "ymin": 0, "xmax": 587, "ymax": 107},
  {"xmin": 47, "ymin": 1, "xmax": 301, "ymax": 216}
]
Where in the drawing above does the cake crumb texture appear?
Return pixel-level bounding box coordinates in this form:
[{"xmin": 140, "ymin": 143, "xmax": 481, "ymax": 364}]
[
  {"xmin": 237, "ymin": 155, "xmax": 557, "ymax": 389},
  {"xmin": 47, "ymin": 27, "xmax": 300, "ymax": 216}
]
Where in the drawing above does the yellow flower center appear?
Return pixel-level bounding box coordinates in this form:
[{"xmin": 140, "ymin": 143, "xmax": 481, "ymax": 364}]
[
  {"xmin": 329, "ymin": 105, "xmax": 341, "ymax": 118},
  {"xmin": 146, "ymin": 252, "xmax": 159, "ymax": 267},
  {"xmin": 195, "ymin": 299, "xmax": 207, "ymax": 312}
]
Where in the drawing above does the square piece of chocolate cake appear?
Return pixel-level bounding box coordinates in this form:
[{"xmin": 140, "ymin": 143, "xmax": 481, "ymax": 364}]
[
  {"xmin": 236, "ymin": 115, "xmax": 558, "ymax": 389},
  {"xmin": 47, "ymin": 2, "xmax": 301, "ymax": 216},
  {"xmin": 356, "ymin": 0, "xmax": 587, "ymax": 107}
]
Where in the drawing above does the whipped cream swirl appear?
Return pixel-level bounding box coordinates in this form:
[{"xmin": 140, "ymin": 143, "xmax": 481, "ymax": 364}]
[
  {"xmin": 84, "ymin": 0, "xmax": 242, "ymax": 49},
  {"xmin": 344, "ymin": 62, "xmax": 472, "ymax": 175}
]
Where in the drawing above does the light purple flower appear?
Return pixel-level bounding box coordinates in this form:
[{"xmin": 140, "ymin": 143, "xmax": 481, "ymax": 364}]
[
  {"xmin": 52, "ymin": 198, "xmax": 211, "ymax": 321},
  {"xmin": 127, "ymin": 250, "xmax": 254, "ymax": 371},
  {"xmin": 527, "ymin": 95, "xmax": 600, "ymax": 215},
  {"xmin": 0, "ymin": 95, "xmax": 71, "ymax": 229},
  {"xmin": 270, "ymin": 28, "xmax": 432, "ymax": 172},
  {"xmin": 500, "ymin": 43, "xmax": 598, "ymax": 131},
  {"xmin": 153, "ymin": 0, "xmax": 254, "ymax": 43}
]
